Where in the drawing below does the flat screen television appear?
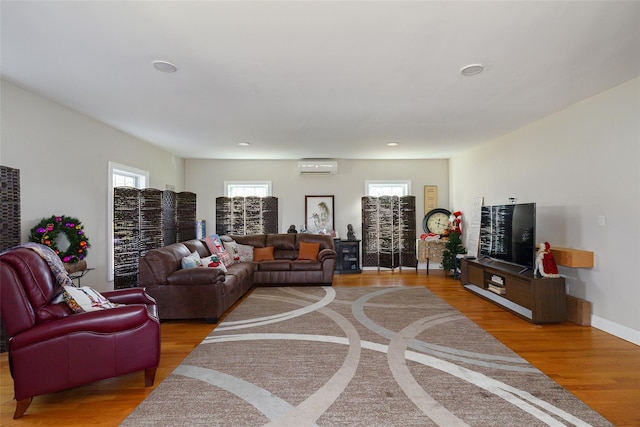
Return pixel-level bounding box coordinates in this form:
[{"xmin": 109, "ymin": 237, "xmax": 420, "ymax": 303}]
[{"xmin": 479, "ymin": 203, "xmax": 536, "ymax": 270}]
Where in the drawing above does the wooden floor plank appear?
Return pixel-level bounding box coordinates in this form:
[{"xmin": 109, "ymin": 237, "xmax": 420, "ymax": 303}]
[{"xmin": 1, "ymin": 270, "xmax": 638, "ymax": 426}]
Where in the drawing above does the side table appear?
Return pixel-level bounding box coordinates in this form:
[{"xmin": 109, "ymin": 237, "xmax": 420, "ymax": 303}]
[
  {"xmin": 68, "ymin": 268, "xmax": 95, "ymax": 286},
  {"xmin": 416, "ymin": 239, "xmax": 447, "ymax": 274}
]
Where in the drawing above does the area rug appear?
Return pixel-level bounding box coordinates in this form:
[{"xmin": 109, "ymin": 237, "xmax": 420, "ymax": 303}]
[{"xmin": 122, "ymin": 286, "xmax": 613, "ymax": 426}]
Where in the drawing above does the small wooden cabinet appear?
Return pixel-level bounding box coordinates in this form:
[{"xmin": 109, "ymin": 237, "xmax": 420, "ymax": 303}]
[
  {"xmin": 460, "ymin": 258, "xmax": 566, "ymax": 324},
  {"xmin": 335, "ymin": 240, "xmax": 361, "ymax": 274}
]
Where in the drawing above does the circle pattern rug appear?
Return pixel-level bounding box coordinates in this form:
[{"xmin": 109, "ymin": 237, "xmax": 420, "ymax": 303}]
[{"xmin": 122, "ymin": 286, "xmax": 613, "ymax": 426}]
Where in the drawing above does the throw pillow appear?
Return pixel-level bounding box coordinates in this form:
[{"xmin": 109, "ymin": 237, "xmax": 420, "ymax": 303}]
[
  {"xmin": 204, "ymin": 233, "xmax": 226, "ymax": 254},
  {"xmin": 297, "ymin": 241, "xmax": 320, "ymax": 260},
  {"xmin": 218, "ymin": 250, "xmax": 235, "ymax": 267},
  {"xmin": 223, "ymin": 241, "xmax": 240, "ymax": 262},
  {"xmin": 201, "ymin": 254, "xmax": 227, "ymax": 272},
  {"xmin": 63, "ymin": 286, "xmax": 120, "ymax": 313},
  {"xmin": 181, "ymin": 251, "xmax": 202, "ymax": 269},
  {"xmin": 236, "ymin": 243, "xmax": 254, "ymax": 262},
  {"xmin": 253, "ymin": 246, "xmax": 275, "ymax": 261}
]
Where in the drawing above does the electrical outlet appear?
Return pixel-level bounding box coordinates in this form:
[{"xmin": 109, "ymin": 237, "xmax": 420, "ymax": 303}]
[{"xmin": 598, "ymin": 215, "xmax": 606, "ymax": 227}]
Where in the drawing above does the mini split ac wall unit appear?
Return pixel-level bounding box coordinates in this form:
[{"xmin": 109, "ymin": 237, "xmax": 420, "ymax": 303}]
[{"xmin": 297, "ymin": 160, "xmax": 338, "ymax": 175}]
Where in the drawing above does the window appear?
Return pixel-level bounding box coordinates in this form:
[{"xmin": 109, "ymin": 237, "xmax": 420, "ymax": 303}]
[
  {"xmin": 107, "ymin": 162, "xmax": 149, "ymax": 281},
  {"xmin": 365, "ymin": 180, "xmax": 411, "ymax": 197},
  {"xmin": 112, "ymin": 170, "xmax": 145, "ymax": 188},
  {"xmin": 224, "ymin": 181, "xmax": 272, "ymax": 197}
]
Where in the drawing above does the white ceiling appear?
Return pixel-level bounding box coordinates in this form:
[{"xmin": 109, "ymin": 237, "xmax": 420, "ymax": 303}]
[{"xmin": 2, "ymin": 1, "xmax": 639, "ymax": 160}]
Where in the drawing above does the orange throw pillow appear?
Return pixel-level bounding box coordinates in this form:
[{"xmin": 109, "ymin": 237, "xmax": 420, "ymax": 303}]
[
  {"xmin": 297, "ymin": 241, "xmax": 320, "ymax": 261},
  {"xmin": 253, "ymin": 246, "xmax": 275, "ymax": 261}
]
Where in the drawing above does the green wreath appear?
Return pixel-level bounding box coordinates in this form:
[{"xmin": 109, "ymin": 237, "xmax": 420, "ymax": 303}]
[{"xmin": 29, "ymin": 215, "xmax": 90, "ymax": 263}]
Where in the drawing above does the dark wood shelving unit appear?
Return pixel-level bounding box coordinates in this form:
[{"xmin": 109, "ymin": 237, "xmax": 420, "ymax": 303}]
[
  {"xmin": 335, "ymin": 239, "xmax": 361, "ymax": 274},
  {"xmin": 460, "ymin": 258, "xmax": 566, "ymax": 324}
]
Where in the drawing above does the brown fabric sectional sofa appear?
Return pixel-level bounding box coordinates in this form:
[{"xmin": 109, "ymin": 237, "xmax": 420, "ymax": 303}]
[{"xmin": 138, "ymin": 233, "xmax": 336, "ymax": 322}]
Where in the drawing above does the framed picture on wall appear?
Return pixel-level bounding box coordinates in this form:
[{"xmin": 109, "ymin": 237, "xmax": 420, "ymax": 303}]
[
  {"xmin": 305, "ymin": 195, "xmax": 334, "ymax": 234},
  {"xmin": 424, "ymin": 185, "xmax": 438, "ymax": 214}
]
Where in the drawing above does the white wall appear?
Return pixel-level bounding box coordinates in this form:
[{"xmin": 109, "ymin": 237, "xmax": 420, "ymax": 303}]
[
  {"xmin": 185, "ymin": 159, "xmax": 449, "ymax": 240},
  {"xmin": 4, "ymin": 74, "xmax": 637, "ymax": 345},
  {"xmin": 450, "ymin": 77, "xmax": 640, "ymax": 344},
  {"xmin": 0, "ymin": 80, "xmax": 186, "ymax": 291}
]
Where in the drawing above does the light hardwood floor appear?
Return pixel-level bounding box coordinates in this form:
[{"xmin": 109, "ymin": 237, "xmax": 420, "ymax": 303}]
[{"xmin": 2, "ymin": 270, "xmax": 639, "ymax": 426}]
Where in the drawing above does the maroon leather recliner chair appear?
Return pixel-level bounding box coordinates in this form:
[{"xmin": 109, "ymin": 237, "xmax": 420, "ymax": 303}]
[{"xmin": 0, "ymin": 247, "xmax": 161, "ymax": 419}]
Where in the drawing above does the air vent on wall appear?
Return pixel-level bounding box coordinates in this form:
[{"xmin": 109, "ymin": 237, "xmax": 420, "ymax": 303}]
[{"xmin": 297, "ymin": 160, "xmax": 338, "ymax": 175}]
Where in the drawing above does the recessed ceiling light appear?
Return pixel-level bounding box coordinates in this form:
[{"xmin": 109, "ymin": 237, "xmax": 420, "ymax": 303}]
[
  {"xmin": 238, "ymin": 142, "xmax": 250, "ymax": 146},
  {"xmin": 460, "ymin": 64, "xmax": 484, "ymax": 76},
  {"xmin": 153, "ymin": 60, "xmax": 178, "ymax": 73},
  {"xmin": 387, "ymin": 142, "xmax": 399, "ymax": 146}
]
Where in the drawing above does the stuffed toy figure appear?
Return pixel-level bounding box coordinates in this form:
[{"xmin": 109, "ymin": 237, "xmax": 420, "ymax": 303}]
[
  {"xmin": 207, "ymin": 254, "xmax": 221, "ymax": 268},
  {"xmin": 534, "ymin": 242, "xmax": 560, "ymax": 278}
]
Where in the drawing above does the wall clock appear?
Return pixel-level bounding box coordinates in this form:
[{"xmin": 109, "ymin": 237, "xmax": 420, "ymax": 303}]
[{"xmin": 422, "ymin": 208, "xmax": 451, "ymax": 235}]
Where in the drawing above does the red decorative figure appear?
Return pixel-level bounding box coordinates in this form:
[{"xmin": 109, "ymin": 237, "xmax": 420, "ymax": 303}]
[
  {"xmin": 208, "ymin": 254, "xmax": 221, "ymax": 268},
  {"xmin": 534, "ymin": 242, "xmax": 560, "ymax": 278}
]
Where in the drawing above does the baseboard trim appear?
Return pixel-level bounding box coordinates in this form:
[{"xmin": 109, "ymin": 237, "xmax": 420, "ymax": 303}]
[{"xmin": 591, "ymin": 315, "xmax": 640, "ymax": 346}]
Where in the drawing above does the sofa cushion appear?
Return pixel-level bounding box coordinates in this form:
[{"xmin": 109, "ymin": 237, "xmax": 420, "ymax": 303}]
[
  {"xmin": 219, "ymin": 234, "xmax": 234, "ymax": 242},
  {"xmin": 297, "ymin": 241, "xmax": 320, "ymax": 260},
  {"xmin": 266, "ymin": 234, "xmax": 296, "ymax": 250},
  {"xmin": 274, "ymin": 249, "xmax": 298, "ymax": 260},
  {"xmin": 291, "ymin": 260, "xmax": 323, "ymax": 271},
  {"xmin": 166, "ymin": 267, "xmax": 225, "ymax": 285},
  {"xmin": 254, "ymin": 246, "xmax": 275, "ymax": 261},
  {"xmin": 258, "ymin": 260, "xmax": 292, "ymax": 271},
  {"xmin": 225, "ymin": 262, "xmax": 255, "ymax": 282},
  {"xmin": 296, "ymin": 233, "xmax": 335, "ymax": 251},
  {"xmin": 232, "ymin": 234, "xmax": 266, "ymax": 248},
  {"xmin": 184, "ymin": 239, "xmax": 211, "ymax": 258}
]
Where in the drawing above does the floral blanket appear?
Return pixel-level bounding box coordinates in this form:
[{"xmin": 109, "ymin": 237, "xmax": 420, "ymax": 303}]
[{"xmin": 10, "ymin": 243, "xmax": 75, "ymax": 288}]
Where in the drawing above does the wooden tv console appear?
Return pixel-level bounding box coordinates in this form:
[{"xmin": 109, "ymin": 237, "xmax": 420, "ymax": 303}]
[{"xmin": 460, "ymin": 258, "xmax": 566, "ymax": 324}]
